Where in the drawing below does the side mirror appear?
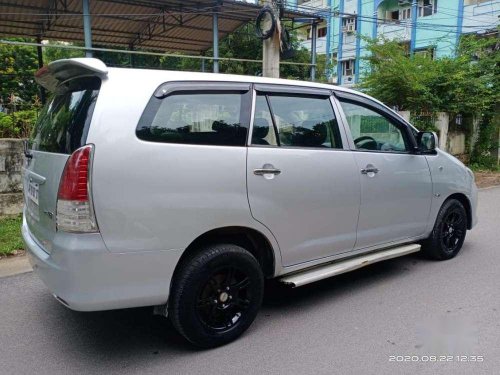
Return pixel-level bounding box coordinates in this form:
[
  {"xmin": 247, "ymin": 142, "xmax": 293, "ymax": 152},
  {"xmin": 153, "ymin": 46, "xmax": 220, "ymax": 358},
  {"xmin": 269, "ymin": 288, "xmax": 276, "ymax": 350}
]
[{"xmin": 417, "ymin": 131, "xmax": 438, "ymax": 152}]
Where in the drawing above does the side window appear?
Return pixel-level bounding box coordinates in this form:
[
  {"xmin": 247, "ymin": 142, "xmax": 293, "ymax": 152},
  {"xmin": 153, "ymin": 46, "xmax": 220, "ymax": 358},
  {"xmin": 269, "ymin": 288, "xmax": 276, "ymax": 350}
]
[
  {"xmin": 137, "ymin": 91, "xmax": 249, "ymax": 146},
  {"xmin": 265, "ymin": 95, "xmax": 342, "ymax": 149},
  {"xmin": 339, "ymin": 100, "xmax": 409, "ymax": 152},
  {"xmin": 251, "ymin": 95, "xmax": 278, "ymax": 146}
]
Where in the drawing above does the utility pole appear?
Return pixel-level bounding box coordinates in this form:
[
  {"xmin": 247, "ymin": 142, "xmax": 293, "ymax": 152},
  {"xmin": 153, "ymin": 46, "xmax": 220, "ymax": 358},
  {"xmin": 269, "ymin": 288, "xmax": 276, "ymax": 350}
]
[
  {"xmin": 262, "ymin": 0, "xmax": 280, "ymax": 78},
  {"xmin": 310, "ymin": 22, "xmax": 317, "ymax": 81},
  {"xmin": 82, "ymin": 0, "xmax": 93, "ymax": 57},
  {"xmin": 36, "ymin": 37, "xmax": 46, "ymax": 104}
]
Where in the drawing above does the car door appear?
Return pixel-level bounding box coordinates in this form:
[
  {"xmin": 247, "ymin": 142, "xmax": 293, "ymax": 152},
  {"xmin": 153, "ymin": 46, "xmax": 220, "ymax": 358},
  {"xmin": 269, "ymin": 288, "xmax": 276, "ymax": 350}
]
[
  {"xmin": 246, "ymin": 85, "xmax": 361, "ymax": 267},
  {"xmin": 334, "ymin": 92, "xmax": 432, "ymax": 250}
]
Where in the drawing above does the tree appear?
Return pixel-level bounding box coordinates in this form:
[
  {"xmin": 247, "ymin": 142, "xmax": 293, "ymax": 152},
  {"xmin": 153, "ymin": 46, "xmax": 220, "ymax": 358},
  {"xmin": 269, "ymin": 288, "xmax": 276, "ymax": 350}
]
[
  {"xmin": 0, "ymin": 38, "xmax": 39, "ymax": 106},
  {"xmin": 359, "ymin": 33, "xmax": 499, "ymax": 167},
  {"xmin": 186, "ymin": 22, "xmax": 327, "ymax": 81},
  {"xmin": 458, "ymin": 33, "xmax": 499, "ymax": 168}
]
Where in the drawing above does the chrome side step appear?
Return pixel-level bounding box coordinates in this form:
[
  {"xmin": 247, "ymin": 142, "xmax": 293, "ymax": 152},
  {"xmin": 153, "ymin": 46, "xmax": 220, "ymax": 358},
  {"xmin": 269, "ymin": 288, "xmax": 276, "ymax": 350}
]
[{"xmin": 279, "ymin": 244, "xmax": 421, "ymax": 287}]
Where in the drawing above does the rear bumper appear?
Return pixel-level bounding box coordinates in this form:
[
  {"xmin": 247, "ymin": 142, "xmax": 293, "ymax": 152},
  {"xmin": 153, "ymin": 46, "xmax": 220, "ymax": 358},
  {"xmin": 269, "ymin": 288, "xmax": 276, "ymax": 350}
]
[{"xmin": 22, "ymin": 215, "xmax": 183, "ymax": 311}]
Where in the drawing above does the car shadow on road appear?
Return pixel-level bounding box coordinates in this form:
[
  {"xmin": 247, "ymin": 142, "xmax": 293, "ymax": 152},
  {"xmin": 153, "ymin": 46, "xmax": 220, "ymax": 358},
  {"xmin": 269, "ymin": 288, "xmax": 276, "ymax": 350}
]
[
  {"xmin": 263, "ymin": 252, "xmax": 425, "ymax": 308},
  {"xmin": 44, "ymin": 251, "xmax": 434, "ymax": 365}
]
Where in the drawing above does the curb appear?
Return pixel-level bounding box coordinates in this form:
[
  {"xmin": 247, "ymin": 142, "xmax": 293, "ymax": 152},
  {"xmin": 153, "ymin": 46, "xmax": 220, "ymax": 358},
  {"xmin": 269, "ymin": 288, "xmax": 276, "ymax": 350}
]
[
  {"xmin": 478, "ymin": 185, "xmax": 500, "ymax": 191},
  {"xmin": 0, "ymin": 255, "xmax": 32, "ymax": 278}
]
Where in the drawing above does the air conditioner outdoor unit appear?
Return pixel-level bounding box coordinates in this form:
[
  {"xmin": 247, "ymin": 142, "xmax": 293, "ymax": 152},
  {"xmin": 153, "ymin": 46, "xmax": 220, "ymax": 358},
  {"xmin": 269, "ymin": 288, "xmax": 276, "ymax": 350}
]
[{"xmin": 347, "ymin": 24, "xmax": 355, "ymax": 33}]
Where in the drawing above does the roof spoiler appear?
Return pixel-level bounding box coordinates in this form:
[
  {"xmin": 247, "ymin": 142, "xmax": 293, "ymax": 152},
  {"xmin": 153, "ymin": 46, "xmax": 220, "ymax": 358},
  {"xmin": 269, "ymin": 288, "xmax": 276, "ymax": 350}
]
[{"xmin": 35, "ymin": 58, "xmax": 108, "ymax": 92}]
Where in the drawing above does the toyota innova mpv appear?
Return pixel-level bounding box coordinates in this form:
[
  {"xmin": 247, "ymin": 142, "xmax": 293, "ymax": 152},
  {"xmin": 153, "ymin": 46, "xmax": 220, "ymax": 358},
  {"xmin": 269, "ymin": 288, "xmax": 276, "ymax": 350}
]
[{"xmin": 23, "ymin": 58, "xmax": 478, "ymax": 347}]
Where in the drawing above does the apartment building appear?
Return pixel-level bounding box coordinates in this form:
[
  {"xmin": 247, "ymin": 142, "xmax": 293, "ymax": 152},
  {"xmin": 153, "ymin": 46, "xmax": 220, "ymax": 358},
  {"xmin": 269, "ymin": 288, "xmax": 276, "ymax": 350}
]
[{"xmin": 291, "ymin": 0, "xmax": 499, "ymax": 85}]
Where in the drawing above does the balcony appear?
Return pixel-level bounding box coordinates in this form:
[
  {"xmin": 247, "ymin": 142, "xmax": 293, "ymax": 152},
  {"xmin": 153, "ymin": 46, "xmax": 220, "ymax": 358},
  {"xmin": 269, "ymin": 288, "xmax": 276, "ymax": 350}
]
[
  {"xmin": 377, "ymin": 22, "xmax": 411, "ymax": 41},
  {"xmin": 296, "ymin": 0, "xmax": 328, "ymax": 10},
  {"xmin": 299, "ymin": 37, "xmax": 327, "ymax": 54},
  {"xmin": 462, "ymin": 0, "xmax": 500, "ymax": 32}
]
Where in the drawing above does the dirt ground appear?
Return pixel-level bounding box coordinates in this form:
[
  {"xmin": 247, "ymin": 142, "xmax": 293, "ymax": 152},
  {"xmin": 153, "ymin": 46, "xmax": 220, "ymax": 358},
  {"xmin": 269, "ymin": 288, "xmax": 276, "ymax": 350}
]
[{"xmin": 474, "ymin": 171, "xmax": 500, "ymax": 189}]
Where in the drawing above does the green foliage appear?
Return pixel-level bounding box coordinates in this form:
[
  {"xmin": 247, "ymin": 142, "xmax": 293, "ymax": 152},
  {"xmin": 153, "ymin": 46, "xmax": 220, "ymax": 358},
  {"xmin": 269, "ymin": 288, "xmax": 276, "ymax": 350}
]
[
  {"xmin": 360, "ymin": 34, "xmax": 499, "ymax": 115},
  {"xmin": 0, "ymin": 109, "xmax": 37, "ymax": 138},
  {"xmin": 188, "ymin": 22, "xmax": 325, "ymax": 81},
  {"xmin": 43, "ymin": 41, "xmax": 85, "ymax": 62},
  {"xmin": 359, "ymin": 38, "xmax": 459, "ymax": 113},
  {"xmin": 459, "ymin": 33, "xmax": 500, "ymax": 169},
  {"xmin": 359, "ymin": 33, "xmax": 499, "ymax": 169},
  {"xmin": 410, "ymin": 112, "xmax": 438, "ymax": 132},
  {"xmin": 0, "ymin": 215, "xmax": 23, "ymax": 255},
  {"xmin": 0, "ymin": 38, "xmax": 39, "ymax": 105}
]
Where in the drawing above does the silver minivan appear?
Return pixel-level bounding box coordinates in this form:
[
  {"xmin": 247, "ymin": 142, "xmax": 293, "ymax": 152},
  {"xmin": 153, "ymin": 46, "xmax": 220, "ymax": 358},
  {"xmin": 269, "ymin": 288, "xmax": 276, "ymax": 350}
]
[{"xmin": 23, "ymin": 58, "xmax": 478, "ymax": 347}]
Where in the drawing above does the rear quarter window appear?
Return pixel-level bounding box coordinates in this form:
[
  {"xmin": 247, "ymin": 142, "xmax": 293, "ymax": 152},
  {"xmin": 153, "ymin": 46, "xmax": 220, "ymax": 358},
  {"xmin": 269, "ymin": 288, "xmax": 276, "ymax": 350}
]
[
  {"xmin": 136, "ymin": 87, "xmax": 251, "ymax": 147},
  {"xmin": 30, "ymin": 77, "xmax": 100, "ymax": 154}
]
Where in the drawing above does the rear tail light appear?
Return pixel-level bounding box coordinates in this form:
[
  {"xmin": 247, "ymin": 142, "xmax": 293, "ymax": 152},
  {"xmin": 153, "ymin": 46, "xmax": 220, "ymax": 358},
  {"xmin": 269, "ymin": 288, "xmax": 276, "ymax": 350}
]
[{"xmin": 56, "ymin": 144, "xmax": 98, "ymax": 233}]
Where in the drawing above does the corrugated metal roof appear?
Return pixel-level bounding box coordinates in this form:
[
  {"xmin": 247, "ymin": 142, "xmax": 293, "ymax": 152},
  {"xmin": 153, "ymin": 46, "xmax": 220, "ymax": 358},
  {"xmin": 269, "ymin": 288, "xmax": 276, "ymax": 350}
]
[{"xmin": 0, "ymin": 0, "xmax": 322, "ymax": 53}]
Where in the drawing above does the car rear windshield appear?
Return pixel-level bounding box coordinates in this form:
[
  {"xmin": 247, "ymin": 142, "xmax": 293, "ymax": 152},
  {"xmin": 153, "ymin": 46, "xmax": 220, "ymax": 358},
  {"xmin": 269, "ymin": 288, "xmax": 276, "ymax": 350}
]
[
  {"xmin": 30, "ymin": 77, "xmax": 101, "ymax": 154},
  {"xmin": 136, "ymin": 90, "xmax": 250, "ymax": 147}
]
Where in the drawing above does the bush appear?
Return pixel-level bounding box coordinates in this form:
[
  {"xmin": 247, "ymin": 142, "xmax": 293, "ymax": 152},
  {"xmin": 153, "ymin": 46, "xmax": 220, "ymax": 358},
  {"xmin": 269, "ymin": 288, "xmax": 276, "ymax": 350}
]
[
  {"xmin": 0, "ymin": 109, "xmax": 37, "ymax": 138},
  {"xmin": 0, "ymin": 215, "xmax": 23, "ymax": 256}
]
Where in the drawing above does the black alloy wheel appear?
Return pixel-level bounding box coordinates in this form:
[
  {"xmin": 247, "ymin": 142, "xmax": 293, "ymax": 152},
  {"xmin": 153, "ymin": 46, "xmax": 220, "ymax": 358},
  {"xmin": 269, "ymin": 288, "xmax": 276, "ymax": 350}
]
[
  {"xmin": 440, "ymin": 208, "xmax": 466, "ymax": 254},
  {"xmin": 196, "ymin": 266, "xmax": 252, "ymax": 331},
  {"xmin": 422, "ymin": 198, "xmax": 468, "ymax": 260},
  {"xmin": 169, "ymin": 244, "xmax": 264, "ymax": 348}
]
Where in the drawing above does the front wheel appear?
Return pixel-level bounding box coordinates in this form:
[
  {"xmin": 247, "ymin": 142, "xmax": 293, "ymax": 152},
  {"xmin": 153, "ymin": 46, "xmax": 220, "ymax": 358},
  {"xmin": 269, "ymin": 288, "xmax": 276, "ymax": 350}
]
[
  {"xmin": 168, "ymin": 244, "xmax": 264, "ymax": 348},
  {"xmin": 421, "ymin": 199, "xmax": 468, "ymax": 260}
]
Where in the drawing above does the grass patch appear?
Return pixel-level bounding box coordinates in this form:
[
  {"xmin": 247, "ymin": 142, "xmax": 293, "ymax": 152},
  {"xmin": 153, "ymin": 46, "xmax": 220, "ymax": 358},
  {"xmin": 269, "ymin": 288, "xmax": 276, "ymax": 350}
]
[{"xmin": 0, "ymin": 215, "xmax": 23, "ymax": 256}]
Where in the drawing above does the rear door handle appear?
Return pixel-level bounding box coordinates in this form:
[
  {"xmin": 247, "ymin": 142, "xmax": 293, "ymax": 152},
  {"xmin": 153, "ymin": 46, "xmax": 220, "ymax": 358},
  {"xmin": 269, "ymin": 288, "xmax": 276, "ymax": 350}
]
[
  {"xmin": 254, "ymin": 168, "xmax": 281, "ymax": 176},
  {"xmin": 361, "ymin": 166, "xmax": 379, "ymax": 175}
]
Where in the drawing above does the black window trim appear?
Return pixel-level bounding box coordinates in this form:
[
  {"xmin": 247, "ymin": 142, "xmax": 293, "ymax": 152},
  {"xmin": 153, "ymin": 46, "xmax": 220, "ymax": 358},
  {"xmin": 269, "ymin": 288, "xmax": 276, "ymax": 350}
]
[
  {"xmin": 154, "ymin": 81, "xmax": 251, "ymax": 98},
  {"xmin": 254, "ymin": 83, "xmax": 332, "ymax": 97},
  {"xmin": 137, "ymin": 81, "xmax": 253, "ymax": 147},
  {"xmin": 264, "ymin": 93, "xmax": 281, "ymax": 147},
  {"xmin": 334, "ymin": 91, "xmax": 419, "ymax": 154}
]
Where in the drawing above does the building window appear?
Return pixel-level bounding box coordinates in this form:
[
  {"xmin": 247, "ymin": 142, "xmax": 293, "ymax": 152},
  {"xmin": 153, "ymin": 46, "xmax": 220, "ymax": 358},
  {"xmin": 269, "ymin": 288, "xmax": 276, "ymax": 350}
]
[
  {"xmin": 400, "ymin": 8, "xmax": 411, "ymax": 20},
  {"xmin": 342, "ymin": 60, "xmax": 356, "ymax": 79},
  {"xmin": 414, "ymin": 47, "xmax": 436, "ymax": 59},
  {"xmin": 418, "ymin": 0, "xmax": 438, "ymax": 17},
  {"xmin": 306, "ymin": 26, "xmax": 327, "ymax": 40},
  {"xmin": 386, "ymin": 7, "xmax": 411, "ymax": 23},
  {"xmin": 342, "ymin": 17, "xmax": 357, "ymax": 33}
]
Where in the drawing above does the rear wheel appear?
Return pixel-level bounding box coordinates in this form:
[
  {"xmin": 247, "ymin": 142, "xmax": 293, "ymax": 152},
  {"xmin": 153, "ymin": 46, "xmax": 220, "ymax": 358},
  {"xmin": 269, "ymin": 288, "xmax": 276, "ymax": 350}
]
[
  {"xmin": 169, "ymin": 244, "xmax": 264, "ymax": 348},
  {"xmin": 421, "ymin": 199, "xmax": 467, "ymax": 260}
]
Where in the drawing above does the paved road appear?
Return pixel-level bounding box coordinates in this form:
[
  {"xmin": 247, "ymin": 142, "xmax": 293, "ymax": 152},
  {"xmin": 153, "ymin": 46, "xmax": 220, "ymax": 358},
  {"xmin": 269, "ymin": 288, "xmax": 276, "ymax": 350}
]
[{"xmin": 1, "ymin": 187, "xmax": 499, "ymax": 375}]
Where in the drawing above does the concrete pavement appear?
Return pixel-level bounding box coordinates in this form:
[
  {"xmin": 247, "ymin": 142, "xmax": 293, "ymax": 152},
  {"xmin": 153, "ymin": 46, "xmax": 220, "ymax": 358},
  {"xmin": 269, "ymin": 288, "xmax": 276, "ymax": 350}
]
[
  {"xmin": 0, "ymin": 187, "xmax": 499, "ymax": 375},
  {"xmin": 0, "ymin": 254, "xmax": 31, "ymax": 278}
]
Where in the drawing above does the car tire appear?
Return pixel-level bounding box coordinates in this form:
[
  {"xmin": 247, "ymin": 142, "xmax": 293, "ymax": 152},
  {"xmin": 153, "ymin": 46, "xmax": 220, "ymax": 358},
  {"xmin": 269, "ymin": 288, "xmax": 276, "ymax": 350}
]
[
  {"xmin": 421, "ymin": 198, "xmax": 468, "ymax": 260},
  {"xmin": 168, "ymin": 244, "xmax": 264, "ymax": 348}
]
